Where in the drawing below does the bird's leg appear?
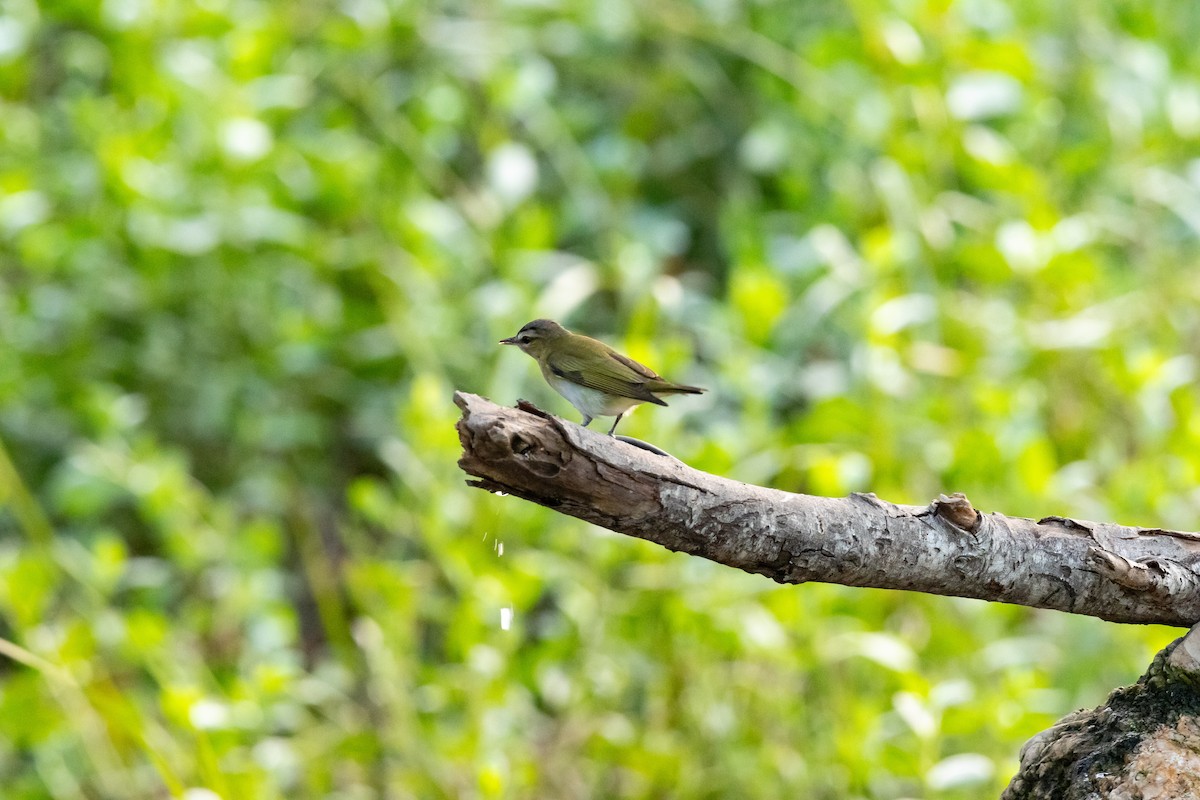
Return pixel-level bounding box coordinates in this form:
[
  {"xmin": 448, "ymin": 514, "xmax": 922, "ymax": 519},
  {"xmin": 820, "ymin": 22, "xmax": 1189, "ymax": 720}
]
[
  {"xmin": 580, "ymin": 415, "xmax": 593, "ymax": 428},
  {"xmin": 606, "ymin": 413, "xmax": 623, "ymax": 437}
]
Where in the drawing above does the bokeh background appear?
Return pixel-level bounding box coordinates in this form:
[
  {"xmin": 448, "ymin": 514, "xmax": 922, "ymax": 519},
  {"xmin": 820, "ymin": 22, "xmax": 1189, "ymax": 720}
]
[{"xmin": 1, "ymin": 0, "xmax": 1197, "ymax": 797}]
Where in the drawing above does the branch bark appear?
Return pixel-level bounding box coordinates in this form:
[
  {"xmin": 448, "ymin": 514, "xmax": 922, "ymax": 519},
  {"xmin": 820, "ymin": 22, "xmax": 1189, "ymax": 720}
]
[{"xmin": 455, "ymin": 391, "xmax": 1200, "ymax": 627}]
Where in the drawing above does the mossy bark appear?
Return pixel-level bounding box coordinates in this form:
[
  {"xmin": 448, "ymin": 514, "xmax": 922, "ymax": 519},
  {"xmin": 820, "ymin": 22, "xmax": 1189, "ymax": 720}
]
[{"xmin": 1004, "ymin": 629, "xmax": 1200, "ymax": 798}]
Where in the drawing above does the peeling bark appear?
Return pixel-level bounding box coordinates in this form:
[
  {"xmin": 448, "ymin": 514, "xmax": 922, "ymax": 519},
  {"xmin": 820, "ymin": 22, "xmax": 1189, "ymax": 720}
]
[{"xmin": 455, "ymin": 392, "xmax": 1200, "ymax": 627}]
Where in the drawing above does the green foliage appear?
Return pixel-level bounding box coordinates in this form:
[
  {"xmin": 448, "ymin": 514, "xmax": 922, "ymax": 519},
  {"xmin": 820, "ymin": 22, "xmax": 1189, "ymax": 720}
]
[{"xmin": 0, "ymin": 0, "xmax": 1194, "ymax": 796}]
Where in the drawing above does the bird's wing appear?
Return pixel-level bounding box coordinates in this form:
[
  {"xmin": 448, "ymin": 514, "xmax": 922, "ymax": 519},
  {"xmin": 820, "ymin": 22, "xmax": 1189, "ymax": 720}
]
[
  {"xmin": 603, "ymin": 344, "xmax": 703, "ymax": 395},
  {"xmin": 546, "ymin": 341, "xmax": 668, "ymax": 405},
  {"xmin": 606, "ymin": 348, "xmax": 664, "ymax": 381}
]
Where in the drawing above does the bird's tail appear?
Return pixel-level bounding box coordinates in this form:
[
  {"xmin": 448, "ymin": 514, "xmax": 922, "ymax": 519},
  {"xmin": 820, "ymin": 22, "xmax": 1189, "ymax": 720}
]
[{"xmin": 651, "ymin": 382, "xmax": 705, "ymax": 396}]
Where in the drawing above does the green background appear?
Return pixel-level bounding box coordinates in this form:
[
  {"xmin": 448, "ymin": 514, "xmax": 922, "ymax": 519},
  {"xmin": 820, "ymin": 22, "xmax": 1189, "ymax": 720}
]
[{"xmin": 0, "ymin": 0, "xmax": 1194, "ymax": 797}]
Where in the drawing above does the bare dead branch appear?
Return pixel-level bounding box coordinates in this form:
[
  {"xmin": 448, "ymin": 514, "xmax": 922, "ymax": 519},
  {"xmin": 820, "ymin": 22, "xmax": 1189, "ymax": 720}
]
[{"xmin": 455, "ymin": 392, "xmax": 1200, "ymax": 627}]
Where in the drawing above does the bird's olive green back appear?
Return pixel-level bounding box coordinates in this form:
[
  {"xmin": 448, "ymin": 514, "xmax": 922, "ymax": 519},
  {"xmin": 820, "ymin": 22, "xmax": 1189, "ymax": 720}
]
[{"xmin": 544, "ymin": 335, "xmax": 677, "ymax": 403}]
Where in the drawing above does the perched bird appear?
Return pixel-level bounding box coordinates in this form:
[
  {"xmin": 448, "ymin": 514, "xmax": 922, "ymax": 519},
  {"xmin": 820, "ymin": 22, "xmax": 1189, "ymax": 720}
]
[{"xmin": 500, "ymin": 319, "xmax": 705, "ymax": 436}]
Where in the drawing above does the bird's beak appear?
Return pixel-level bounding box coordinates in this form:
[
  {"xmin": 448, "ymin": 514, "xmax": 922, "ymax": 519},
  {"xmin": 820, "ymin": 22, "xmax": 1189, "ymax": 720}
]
[{"xmin": 499, "ymin": 336, "xmax": 517, "ymax": 345}]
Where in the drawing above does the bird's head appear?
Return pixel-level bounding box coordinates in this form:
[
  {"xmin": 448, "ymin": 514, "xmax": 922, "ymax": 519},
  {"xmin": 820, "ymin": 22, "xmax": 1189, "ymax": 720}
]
[{"xmin": 499, "ymin": 319, "xmax": 569, "ymax": 359}]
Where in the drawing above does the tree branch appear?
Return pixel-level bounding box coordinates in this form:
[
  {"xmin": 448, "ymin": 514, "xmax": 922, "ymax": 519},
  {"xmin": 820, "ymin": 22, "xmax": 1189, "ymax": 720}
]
[{"xmin": 455, "ymin": 392, "xmax": 1200, "ymax": 627}]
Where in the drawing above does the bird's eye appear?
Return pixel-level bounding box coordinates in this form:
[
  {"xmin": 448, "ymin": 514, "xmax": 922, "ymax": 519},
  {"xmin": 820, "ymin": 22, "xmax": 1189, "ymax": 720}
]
[{"xmin": 519, "ymin": 335, "xmax": 532, "ymax": 344}]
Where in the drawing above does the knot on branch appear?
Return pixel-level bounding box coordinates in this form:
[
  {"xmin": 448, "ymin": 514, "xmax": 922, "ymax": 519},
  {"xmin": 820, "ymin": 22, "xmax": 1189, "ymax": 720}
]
[{"xmin": 932, "ymin": 492, "xmax": 979, "ymax": 532}]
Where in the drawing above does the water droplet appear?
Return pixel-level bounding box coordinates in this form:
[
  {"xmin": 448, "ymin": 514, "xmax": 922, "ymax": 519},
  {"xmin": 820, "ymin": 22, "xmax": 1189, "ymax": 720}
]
[{"xmin": 500, "ymin": 606, "xmax": 513, "ymax": 631}]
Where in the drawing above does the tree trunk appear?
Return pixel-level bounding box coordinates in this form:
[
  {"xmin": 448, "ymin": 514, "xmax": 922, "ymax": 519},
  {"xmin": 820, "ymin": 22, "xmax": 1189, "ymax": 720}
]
[{"xmin": 1003, "ymin": 626, "xmax": 1200, "ymax": 798}]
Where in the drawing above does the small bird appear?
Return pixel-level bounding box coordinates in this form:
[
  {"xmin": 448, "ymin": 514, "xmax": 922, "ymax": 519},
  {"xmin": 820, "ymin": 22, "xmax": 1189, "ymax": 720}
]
[{"xmin": 500, "ymin": 319, "xmax": 705, "ymax": 436}]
